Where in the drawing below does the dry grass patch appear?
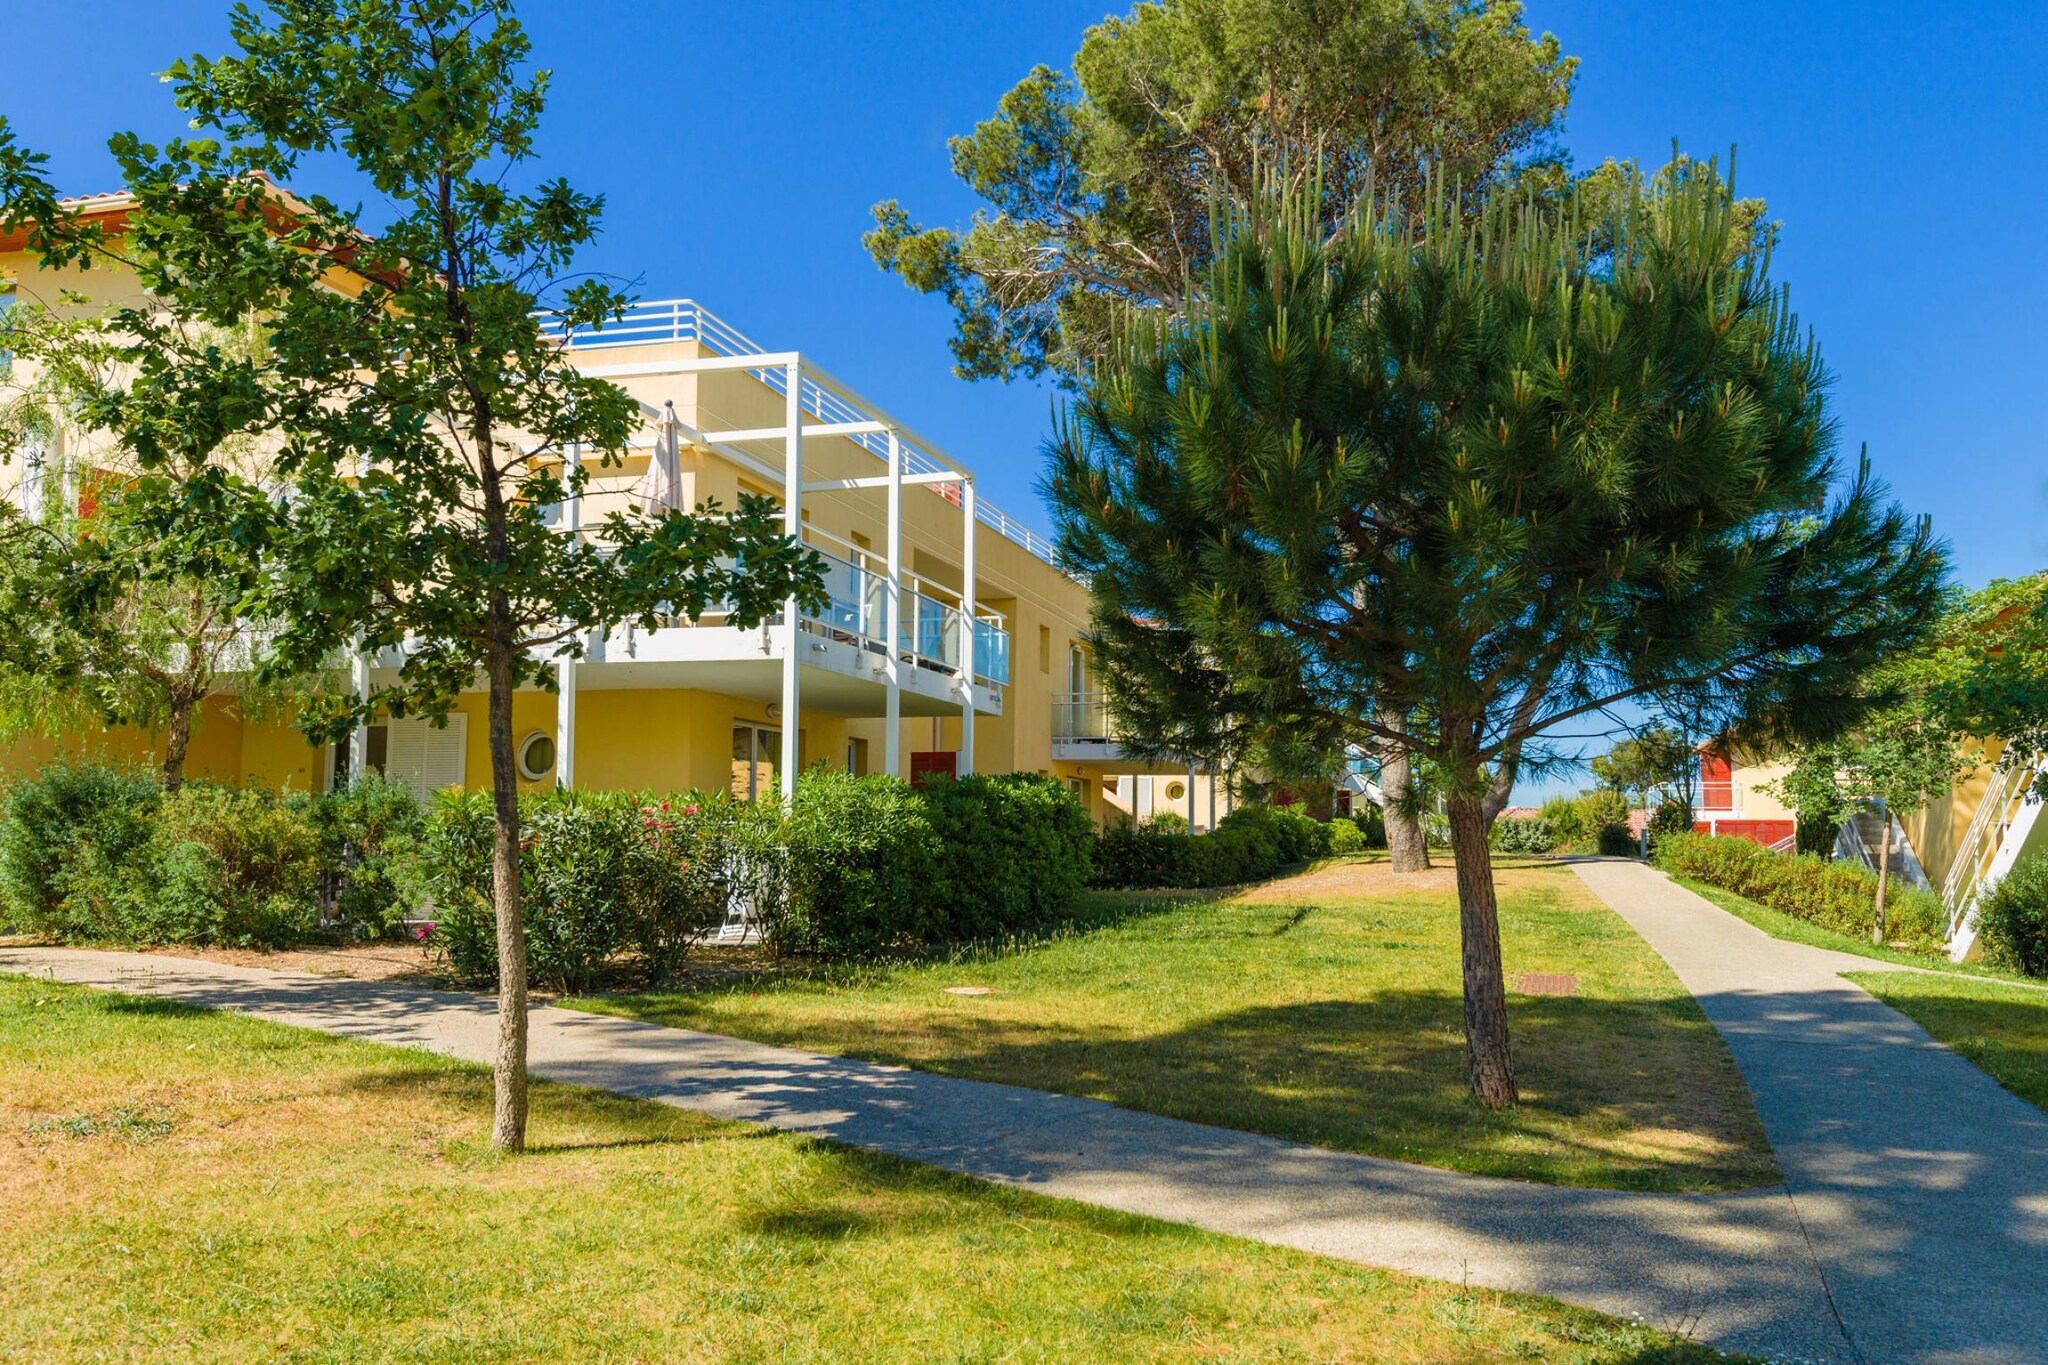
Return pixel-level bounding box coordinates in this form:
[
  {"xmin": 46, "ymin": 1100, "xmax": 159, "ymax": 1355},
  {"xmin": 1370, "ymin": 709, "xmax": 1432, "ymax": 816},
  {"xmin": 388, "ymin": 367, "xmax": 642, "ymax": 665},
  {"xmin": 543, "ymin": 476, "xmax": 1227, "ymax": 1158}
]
[
  {"xmin": 0, "ymin": 975, "xmax": 1727, "ymax": 1363},
  {"xmin": 579, "ymin": 855, "xmax": 1776, "ymax": 1191}
]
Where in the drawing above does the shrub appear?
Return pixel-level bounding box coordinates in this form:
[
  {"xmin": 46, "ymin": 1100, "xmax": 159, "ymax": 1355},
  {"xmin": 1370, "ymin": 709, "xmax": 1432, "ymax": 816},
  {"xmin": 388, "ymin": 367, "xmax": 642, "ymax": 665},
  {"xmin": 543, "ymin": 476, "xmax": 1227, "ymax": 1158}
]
[
  {"xmin": 920, "ymin": 773, "xmax": 1094, "ymax": 940},
  {"xmin": 0, "ymin": 764, "xmax": 327, "ymax": 947},
  {"xmin": 1143, "ymin": 811, "xmax": 1190, "ymax": 835},
  {"xmin": 1647, "ymin": 800, "xmax": 1693, "ymax": 846},
  {"xmin": 410, "ymin": 786, "xmax": 751, "ymax": 989},
  {"xmin": 1597, "ymin": 822, "xmax": 1637, "ymax": 857},
  {"xmin": 1093, "ymin": 803, "xmax": 1326, "ymax": 889},
  {"xmin": 772, "ymin": 769, "xmax": 942, "ymax": 957},
  {"xmin": 1328, "ymin": 816, "xmax": 1366, "ymax": 854},
  {"xmin": 315, "ymin": 773, "xmax": 425, "ymax": 936},
  {"xmin": 1491, "ymin": 817, "xmax": 1556, "ymax": 854},
  {"xmin": 1356, "ymin": 804, "xmax": 1386, "ymax": 849},
  {"xmin": 0, "ymin": 759, "xmax": 160, "ymax": 935},
  {"xmin": 1653, "ymin": 831, "xmax": 1947, "ymax": 953},
  {"xmin": 1976, "ymin": 853, "xmax": 2048, "ymax": 978}
]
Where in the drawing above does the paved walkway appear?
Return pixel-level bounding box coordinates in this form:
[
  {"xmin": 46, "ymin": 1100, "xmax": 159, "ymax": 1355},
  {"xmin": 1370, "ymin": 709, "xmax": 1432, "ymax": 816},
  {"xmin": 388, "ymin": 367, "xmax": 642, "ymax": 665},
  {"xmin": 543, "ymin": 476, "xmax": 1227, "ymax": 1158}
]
[
  {"xmin": 1572, "ymin": 860, "xmax": 2048, "ymax": 1365},
  {"xmin": 3, "ymin": 861, "xmax": 2045, "ymax": 1362}
]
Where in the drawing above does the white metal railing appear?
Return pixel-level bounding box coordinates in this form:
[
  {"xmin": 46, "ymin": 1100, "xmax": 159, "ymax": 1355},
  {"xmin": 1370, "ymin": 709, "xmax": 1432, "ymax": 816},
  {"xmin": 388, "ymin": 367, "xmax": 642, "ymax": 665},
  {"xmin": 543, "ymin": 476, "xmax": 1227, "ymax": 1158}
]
[
  {"xmin": 1943, "ymin": 753, "xmax": 2047, "ymax": 943},
  {"xmin": 538, "ymin": 298, "xmax": 1062, "ymax": 565}
]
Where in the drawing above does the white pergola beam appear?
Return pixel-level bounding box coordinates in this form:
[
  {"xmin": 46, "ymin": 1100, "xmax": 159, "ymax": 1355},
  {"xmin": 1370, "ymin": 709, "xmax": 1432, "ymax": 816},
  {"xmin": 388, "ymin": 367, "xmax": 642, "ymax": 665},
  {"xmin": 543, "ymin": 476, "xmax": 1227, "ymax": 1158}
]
[
  {"xmin": 801, "ymin": 471, "xmax": 954, "ymax": 493},
  {"xmin": 700, "ymin": 420, "xmax": 889, "ymax": 444},
  {"xmin": 577, "ymin": 352, "xmax": 800, "ymax": 379}
]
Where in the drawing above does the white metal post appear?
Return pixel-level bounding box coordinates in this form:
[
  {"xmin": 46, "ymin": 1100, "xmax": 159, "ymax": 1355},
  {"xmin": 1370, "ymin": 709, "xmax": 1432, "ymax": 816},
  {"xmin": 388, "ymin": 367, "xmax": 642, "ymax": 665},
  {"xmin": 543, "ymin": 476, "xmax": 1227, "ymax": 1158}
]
[
  {"xmin": 1209, "ymin": 763, "xmax": 1218, "ymax": 831},
  {"xmin": 556, "ymin": 440, "xmax": 582, "ymax": 789},
  {"xmin": 1188, "ymin": 759, "xmax": 1198, "ymax": 830},
  {"xmin": 779, "ymin": 361, "xmax": 803, "ymax": 802},
  {"xmin": 347, "ymin": 647, "xmax": 371, "ymax": 788},
  {"xmin": 960, "ymin": 479, "xmax": 976, "ymax": 777},
  {"xmin": 884, "ymin": 431, "xmax": 903, "ymax": 780}
]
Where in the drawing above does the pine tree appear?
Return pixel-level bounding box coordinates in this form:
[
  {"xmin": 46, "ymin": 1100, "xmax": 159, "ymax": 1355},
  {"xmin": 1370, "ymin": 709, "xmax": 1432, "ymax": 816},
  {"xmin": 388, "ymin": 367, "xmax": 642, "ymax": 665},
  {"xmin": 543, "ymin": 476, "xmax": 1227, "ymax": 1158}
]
[{"xmin": 1047, "ymin": 168, "xmax": 1948, "ymax": 1107}]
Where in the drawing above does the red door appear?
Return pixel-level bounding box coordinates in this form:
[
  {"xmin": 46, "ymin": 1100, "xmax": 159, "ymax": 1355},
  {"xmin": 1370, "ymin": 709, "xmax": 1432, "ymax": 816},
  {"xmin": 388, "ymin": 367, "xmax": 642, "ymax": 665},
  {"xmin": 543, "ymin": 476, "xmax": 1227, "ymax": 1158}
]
[{"xmin": 909, "ymin": 751, "xmax": 957, "ymax": 788}]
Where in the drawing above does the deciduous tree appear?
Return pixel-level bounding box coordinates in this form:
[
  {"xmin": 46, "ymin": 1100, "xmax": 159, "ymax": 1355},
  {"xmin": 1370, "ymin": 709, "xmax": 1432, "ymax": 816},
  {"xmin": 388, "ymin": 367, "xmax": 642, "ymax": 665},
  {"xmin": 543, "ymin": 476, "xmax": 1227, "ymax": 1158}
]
[{"xmin": 0, "ymin": 0, "xmax": 821, "ymax": 1151}]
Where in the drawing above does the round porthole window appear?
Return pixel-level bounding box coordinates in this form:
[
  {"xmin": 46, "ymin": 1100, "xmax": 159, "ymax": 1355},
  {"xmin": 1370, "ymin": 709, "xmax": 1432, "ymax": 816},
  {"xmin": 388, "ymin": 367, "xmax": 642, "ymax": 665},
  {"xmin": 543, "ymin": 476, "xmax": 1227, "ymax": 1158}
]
[
  {"xmin": 1165, "ymin": 781, "xmax": 1187, "ymax": 801},
  {"xmin": 517, "ymin": 731, "xmax": 557, "ymax": 782}
]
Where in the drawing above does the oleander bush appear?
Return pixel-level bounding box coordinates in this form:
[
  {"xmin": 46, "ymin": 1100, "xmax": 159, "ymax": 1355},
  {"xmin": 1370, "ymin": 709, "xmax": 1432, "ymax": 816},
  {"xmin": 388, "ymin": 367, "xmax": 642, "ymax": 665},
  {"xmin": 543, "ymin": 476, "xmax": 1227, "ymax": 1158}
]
[
  {"xmin": 1652, "ymin": 831, "xmax": 1947, "ymax": 952},
  {"xmin": 920, "ymin": 773, "xmax": 1096, "ymax": 941},
  {"xmin": 1975, "ymin": 852, "xmax": 2048, "ymax": 978}
]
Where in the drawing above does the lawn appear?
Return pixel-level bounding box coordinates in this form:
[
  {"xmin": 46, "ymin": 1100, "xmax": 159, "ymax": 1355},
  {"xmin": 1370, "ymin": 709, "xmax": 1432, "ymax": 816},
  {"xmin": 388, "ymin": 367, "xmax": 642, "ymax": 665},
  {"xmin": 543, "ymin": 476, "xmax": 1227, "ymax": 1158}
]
[
  {"xmin": 574, "ymin": 856, "xmax": 1777, "ymax": 1192},
  {"xmin": 0, "ymin": 974, "xmax": 1729, "ymax": 1364},
  {"xmin": 1671, "ymin": 875, "xmax": 2031, "ymax": 981},
  {"xmin": 1848, "ymin": 969, "xmax": 2048, "ymax": 1115}
]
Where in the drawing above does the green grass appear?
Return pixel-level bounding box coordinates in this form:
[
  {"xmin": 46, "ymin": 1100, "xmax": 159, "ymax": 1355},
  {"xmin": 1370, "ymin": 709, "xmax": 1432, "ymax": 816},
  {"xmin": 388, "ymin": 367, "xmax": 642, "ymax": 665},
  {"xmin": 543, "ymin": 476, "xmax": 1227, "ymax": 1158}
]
[
  {"xmin": 1670, "ymin": 875, "xmax": 2037, "ymax": 983},
  {"xmin": 0, "ymin": 973, "xmax": 1730, "ymax": 1364},
  {"xmin": 1848, "ymin": 969, "xmax": 2048, "ymax": 1115},
  {"xmin": 573, "ymin": 856, "xmax": 1777, "ymax": 1192}
]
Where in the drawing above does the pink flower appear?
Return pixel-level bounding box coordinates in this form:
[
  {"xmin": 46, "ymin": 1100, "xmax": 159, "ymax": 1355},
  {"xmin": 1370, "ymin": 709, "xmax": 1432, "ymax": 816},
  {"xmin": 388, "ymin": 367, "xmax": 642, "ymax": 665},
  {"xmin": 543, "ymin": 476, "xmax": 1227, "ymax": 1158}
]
[
  {"xmin": 414, "ymin": 922, "xmax": 436, "ymax": 942},
  {"xmin": 681, "ymin": 803, "xmax": 701, "ymax": 817}
]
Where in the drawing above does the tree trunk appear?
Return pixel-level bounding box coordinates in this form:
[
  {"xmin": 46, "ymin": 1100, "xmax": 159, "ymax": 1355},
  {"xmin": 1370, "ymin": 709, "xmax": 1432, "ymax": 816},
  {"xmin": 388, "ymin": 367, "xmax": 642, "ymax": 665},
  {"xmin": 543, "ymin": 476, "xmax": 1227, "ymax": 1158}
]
[
  {"xmin": 1873, "ymin": 806, "xmax": 1891, "ymax": 946},
  {"xmin": 161, "ymin": 698, "xmax": 195, "ymax": 793},
  {"xmin": 1447, "ymin": 792, "xmax": 1517, "ymax": 1110},
  {"xmin": 1382, "ymin": 732, "xmax": 1429, "ymax": 872},
  {"xmin": 486, "ymin": 637, "xmax": 529, "ymax": 1153}
]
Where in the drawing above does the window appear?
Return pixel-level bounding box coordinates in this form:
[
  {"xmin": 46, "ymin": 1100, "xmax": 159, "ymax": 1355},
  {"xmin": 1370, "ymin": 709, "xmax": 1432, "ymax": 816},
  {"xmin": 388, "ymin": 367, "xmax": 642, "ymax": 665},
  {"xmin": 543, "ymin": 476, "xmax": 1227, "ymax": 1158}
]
[
  {"xmin": 1038, "ymin": 625, "xmax": 1051, "ymax": 673},
  {"xmin": 845, "ymin": 736, "xmax": 869, "ymax": 776},
  {"xmin": 1067, "ymin": 644, "xmax": 1087, "ymax": 695},
  {"xmin": 910, "ymin": 750, "xmax": 957, "ymax": 788},
  {"xmin": 329, "ymin": 716, "xmax": 466, "ymax": 801},
  {"xmin": 1165, "ymin": 780, "xmax": 1188, "ymax": 802},
  {"xmin": 1065, "ymin": 776, "xmax": 1089, "ymax": 804},
  {"xmin": 731, "ymin": 723, "xmax": 781, "ymax": 802},
  {"xmin": 517, "ymin": 730, "xmax": 557, "ymax": 782}
]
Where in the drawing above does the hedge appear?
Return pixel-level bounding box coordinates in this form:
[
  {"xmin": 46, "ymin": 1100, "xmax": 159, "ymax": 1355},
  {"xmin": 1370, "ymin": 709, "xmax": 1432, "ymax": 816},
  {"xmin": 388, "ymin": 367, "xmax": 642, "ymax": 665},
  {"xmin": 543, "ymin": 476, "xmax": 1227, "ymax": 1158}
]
[
  {"xmin": 1, "ymin": 759, "xmax": 1097, "ymax": 974},
  {"xmin": 1652, "ymin": 831, "xmax": 1947, "ymax": 952},
  {"xmin": 1091, "ymin": 804, "xmax": 1331, "ymax": 889}
]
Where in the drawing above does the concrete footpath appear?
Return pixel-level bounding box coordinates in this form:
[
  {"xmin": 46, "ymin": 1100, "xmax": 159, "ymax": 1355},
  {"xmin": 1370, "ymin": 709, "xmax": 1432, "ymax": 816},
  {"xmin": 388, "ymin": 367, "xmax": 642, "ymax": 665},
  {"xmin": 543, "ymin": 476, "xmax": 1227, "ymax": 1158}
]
[
  {"xmin": 1572, "ymin": 859, "xmax": 2048, "ymax": 1365},
  {"xmin": 5, "ymin": 860, "xmax": 2047, "ymax": 1362}
]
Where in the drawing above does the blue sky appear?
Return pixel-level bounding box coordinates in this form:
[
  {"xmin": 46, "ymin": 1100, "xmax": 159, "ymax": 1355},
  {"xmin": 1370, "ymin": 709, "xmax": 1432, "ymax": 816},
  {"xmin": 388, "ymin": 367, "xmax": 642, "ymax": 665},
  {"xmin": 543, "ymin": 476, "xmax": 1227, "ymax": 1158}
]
[{"xmin": 7, "ymin": 1, "xmax": 2044, "ymax": 793}]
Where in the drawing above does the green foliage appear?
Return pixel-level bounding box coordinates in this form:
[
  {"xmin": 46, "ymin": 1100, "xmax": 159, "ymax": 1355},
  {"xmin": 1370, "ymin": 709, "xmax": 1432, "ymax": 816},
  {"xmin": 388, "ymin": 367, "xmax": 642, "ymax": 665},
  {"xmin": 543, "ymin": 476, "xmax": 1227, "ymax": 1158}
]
[
  {"xmin": 1647, "ymin": 800, "xmax": 1694, "ymax": 844},
  {"xmin": 0, "ymin": 762, "xmax": 329, "ymax": 947},
  {"xmin": 1328, "ymin": 816, "xmax": 1366, "ymax": 854},
  {"xmin": 1490, "ymin": 817, "xmax": 1556, "ymax": 854},
  {"xmin": 1092, "ymin": 803, "xmax": 1326, "ymax": 889},
  {"xmin": 313, "ymin": 772, "xmax": 425, "ymax": 936},
  {"xmin": 775, "ymin": 770, "xmax": 944, "ymax": 958},
  {"xmin": 919, "ymin": 773, "xmax": 1097, "ymax": 940},
  {"xmin": 1920, "ymin": 575, "xmax": 2048, "ymax": 797},
  {"xmin": 1976, "ymin": 854, "xmax": 2048, "ymax": 979},
  {"xmin": 1541, "ymin": 791, "xmax": 1630, "ymax": 851},
  {"xmin": 0, "ymin": 758, "xmax": 161, "ymax": 934},
  {"xmin": 408, "ymin": 787, "xmax": 757, "ymax": 991},
  {"xmin": 867, "ymin": 0, "xmax": 1577, "ymax": 382},
  {"xmin": 1590, "ymin": 728, "xmax": 1691, "ymax": 817},
  {"xmin": 1653, "ymin": 832, "xmax": 1947, "ymax": 953},
  {"xmin": 1047, "ymin": 172, "xmax": 1946, "ymax": 866},
  {"xmin": 1596, "ymin": 823, "xmax": 1638, "ymax": 858}
]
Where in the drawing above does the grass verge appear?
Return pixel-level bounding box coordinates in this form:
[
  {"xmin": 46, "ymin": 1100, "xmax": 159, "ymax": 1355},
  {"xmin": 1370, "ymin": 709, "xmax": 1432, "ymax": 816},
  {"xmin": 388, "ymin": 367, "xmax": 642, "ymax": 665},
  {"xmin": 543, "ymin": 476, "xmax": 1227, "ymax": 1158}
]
[
  {"xmin": 1670, "ymin": 875, "xmax": 2035, "ymax": 982},
  {"xmin": 0, "ymin": 973, "xmax": 1729, "ymax": 1363},
  {"xmin": 575, "ymin": 856, "xmax": 1776, "ymax": 1192},
  {"xmin": 1847, "ymin": 969, "xmax": 2048, "ymax": 1115}
]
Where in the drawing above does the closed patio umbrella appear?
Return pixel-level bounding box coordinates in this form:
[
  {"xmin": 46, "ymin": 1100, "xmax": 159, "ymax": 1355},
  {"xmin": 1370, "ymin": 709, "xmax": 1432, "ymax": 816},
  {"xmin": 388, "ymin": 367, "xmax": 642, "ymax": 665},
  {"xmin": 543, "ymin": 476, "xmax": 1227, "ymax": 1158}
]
[{"xmin": 634, "ymin": 401, "xmax": 685, "ymax": 515}]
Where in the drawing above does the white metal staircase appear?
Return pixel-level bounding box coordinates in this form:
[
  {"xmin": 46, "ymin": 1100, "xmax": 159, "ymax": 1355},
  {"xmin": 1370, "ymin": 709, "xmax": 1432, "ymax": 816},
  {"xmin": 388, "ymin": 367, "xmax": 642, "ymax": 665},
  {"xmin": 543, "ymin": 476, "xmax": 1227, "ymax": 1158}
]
[{"xmin": 1942, "ymin": 753, "xmax": 2047, "ymax": 961}]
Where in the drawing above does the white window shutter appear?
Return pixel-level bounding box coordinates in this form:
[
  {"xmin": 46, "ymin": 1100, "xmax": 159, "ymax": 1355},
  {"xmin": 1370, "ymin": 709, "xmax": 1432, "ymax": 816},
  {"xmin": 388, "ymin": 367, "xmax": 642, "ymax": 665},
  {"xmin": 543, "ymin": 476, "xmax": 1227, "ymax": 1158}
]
[
  {"xmin": 423, "ymin": 714, "xmax": 468, "ymax": 794},
  {"xmin": 384, "ymin": 719, "xmax": 430, "ymax": 801}
]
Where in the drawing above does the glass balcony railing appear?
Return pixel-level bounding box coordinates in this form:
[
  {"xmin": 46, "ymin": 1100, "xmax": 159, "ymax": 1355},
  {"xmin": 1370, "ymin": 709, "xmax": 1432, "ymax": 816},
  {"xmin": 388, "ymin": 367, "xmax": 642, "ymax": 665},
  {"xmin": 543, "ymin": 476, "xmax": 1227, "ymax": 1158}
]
[{"xmin": 1052, "ymin": 692, "xmax": 1111, "ymax": 742}]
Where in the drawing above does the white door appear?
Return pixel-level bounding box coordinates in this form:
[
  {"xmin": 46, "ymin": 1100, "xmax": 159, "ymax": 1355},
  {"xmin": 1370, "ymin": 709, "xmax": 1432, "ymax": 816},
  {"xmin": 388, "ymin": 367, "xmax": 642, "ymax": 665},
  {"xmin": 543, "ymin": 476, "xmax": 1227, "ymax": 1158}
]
[{"xmin": 384, "ymin": 714, "xmax": 468, "ymax": 801}]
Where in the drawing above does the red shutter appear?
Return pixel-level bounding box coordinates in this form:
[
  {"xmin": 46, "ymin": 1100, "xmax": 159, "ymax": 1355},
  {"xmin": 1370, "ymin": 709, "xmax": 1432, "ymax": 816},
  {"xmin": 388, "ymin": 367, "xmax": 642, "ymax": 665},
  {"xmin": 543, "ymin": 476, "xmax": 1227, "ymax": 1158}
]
[{"xmin": 1700, "ymin": 752, "xmax": 1733, "ymax": 810}]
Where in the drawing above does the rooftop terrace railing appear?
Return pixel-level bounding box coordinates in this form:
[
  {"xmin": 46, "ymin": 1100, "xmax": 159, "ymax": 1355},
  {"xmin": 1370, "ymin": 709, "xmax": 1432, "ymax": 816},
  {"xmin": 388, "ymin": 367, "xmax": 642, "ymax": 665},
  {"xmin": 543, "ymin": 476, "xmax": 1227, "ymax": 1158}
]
[{"xmin": 538, "ymin": 298, "xmax": 1062, "ymax": 566}]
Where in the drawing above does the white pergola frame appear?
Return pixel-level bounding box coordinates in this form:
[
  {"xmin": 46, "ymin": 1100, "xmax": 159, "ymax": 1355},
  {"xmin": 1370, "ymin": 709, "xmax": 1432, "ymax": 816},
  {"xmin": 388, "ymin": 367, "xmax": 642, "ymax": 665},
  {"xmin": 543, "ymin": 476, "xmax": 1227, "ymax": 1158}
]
[{"xmin": 549, "ymin": 349, "xmax": 989, "ymax": 801}]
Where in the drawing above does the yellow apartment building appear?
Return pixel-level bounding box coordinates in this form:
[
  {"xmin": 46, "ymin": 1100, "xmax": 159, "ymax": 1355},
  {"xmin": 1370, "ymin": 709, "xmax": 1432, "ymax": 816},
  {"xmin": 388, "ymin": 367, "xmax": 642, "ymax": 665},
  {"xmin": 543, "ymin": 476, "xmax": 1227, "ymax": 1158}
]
[{"xmin": 1, "ymin": 191, "xmax": 1234, "ymax": 826}]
